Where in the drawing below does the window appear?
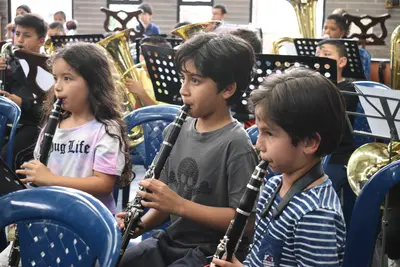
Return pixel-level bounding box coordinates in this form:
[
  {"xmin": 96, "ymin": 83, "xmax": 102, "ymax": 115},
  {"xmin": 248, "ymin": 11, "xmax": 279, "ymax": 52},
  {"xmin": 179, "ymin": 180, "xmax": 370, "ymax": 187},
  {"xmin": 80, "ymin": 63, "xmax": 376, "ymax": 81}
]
[
  {"xmin": 178, "ymin": 0, "xmax": 214, "ymax": 23},
  {"xmin": 252, "ymin": 0, "xmax": 325, "ymax": 53},
  {"xmin": 10, "ymin": 0, "xmax": 73, "ymax": 23}
]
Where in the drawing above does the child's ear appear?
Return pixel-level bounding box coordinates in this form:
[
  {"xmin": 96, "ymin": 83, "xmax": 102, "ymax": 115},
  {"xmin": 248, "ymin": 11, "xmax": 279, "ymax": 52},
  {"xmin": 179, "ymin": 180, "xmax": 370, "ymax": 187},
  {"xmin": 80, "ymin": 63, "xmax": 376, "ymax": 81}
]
[
  {"xmin": 303, "ymin": 133, "xmax": 321, "ymax": 156},
  {"xmin": 39, "ymin": 37, "xmax": 46, "ymax": 47},
  {"xmin": 222, "ymin": 82, "xmax": 237, "ymax": 100},
  {"xmin": 338, "ymin": 56, "xmax": 347, "ymax": 69}
]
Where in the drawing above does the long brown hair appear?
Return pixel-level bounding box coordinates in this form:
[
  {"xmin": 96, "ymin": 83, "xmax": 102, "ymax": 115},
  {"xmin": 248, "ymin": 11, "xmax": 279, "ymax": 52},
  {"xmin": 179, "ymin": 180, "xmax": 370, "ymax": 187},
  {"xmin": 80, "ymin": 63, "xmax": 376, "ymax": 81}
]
[{"xmin": 44, "ymin": 42, "xmax": 132, "ymax": 187}]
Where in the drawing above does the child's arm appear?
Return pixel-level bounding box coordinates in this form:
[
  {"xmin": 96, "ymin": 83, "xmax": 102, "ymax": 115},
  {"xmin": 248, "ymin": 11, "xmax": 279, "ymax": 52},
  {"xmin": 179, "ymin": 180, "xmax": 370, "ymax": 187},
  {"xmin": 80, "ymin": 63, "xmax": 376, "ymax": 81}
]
[
  {"xmin": 124, "ymin": 78, "xmax": 157, "ymax": 106},
  {"xmin": 293, "ymin": 208, "xmax": 346, "ymax": 267},
  {"xmin": 137, "ymin": 179, "xmax": 237, "ymax": 231},
  {"xmin": 17, "ymin": 161, "xmax": 115, "ymax": 195}
]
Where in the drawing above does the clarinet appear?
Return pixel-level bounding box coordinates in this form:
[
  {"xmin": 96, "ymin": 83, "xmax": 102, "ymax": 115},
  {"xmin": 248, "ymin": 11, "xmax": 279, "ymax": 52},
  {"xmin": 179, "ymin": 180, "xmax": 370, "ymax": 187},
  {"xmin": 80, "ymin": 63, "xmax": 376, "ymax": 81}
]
[
  {"xmin": 116, "ymin": 104, "xmax": 189, "ymax": 266},
  {"xmin": 210, "ymin": 160, "xmax": 269, "ymax": 266},
  {"xmin": 8, "ymin": 99, "xmax": 62, "ymax": 267}
]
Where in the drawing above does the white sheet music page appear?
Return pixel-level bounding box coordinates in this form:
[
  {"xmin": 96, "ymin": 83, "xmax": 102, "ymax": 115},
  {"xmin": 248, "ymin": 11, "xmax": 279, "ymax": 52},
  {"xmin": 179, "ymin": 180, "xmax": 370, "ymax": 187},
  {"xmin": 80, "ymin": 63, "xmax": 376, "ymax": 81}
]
[{"xmin": 356, "ymin": 85, "xmax": 400, "ymax": 139}]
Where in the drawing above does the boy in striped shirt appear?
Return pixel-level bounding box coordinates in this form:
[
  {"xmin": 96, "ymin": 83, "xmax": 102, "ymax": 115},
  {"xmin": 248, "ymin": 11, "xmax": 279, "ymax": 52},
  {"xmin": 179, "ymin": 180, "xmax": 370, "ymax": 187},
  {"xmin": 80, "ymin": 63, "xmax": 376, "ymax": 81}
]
[{"xmin": 213, "ymin": 67, "xmax": 347, "ymax": 267}]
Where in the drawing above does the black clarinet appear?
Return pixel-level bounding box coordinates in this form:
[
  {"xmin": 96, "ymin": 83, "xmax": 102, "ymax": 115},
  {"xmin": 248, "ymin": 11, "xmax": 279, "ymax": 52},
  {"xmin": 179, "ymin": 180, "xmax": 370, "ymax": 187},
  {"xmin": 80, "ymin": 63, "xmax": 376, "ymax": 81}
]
[
  {"xmin": 116, "ymin": 104, "xmax": 189, "ymax": 266},
  {"xmin": 8, "ymin": 99, "xmax": 62, "ymax": 267},
  {"xmin": 210, "ymin": 160, "xmax": 269, "ymax": 265}
]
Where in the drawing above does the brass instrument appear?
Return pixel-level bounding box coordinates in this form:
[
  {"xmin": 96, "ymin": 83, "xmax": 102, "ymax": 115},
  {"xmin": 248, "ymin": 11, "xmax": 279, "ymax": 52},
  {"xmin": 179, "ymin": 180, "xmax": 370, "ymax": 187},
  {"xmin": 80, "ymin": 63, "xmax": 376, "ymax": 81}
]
[
  {"xmin": 44, "ymin": 38, "xmax": 55, "ymax": 55},
  {"xmin": 390, "ymin": 25, "xmax": 400, "ymax": 89},
  {"xmin": 97, "ymin": 29, "xmax": 144, "ymax": 147},
  {"xmin": 347, "ymin": 142, "xmax": 400, "ymax": 195},
  {"xmin": 171, "ymin": 21, "xmax": 222, "ymax": 40},
  {"xmin": 270, "ymin": 0, "xmax": 318, "ymax": 54}
]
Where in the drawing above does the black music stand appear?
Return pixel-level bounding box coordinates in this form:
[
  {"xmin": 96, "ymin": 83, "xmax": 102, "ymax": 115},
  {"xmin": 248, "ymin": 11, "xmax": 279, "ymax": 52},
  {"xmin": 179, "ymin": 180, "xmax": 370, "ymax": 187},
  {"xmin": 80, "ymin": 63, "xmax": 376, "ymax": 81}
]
[
  {"xmin": 233, "ymin": 54, "xmax": 338, "ymax": 120},
  {"xmin": 134, "ymin": 36, "xmax": 182, "ymax": 63},
  {"xmin": 51, "ymin": 34, "xmax": 105, "ymax": 49},
  {"xmin": 0, "ymin": 157, "xmax": 26, "ymax": 196},
  {"xmin": 294, "ymin": 38, "xmax": 365, "ymax": 80},
  {"xmin": 141, "ymin": 45, "xmax": 183, "ymax": 105},
  {"xmin": 342, "ymin": 84, "xmax": 400, "ymax": 266}
]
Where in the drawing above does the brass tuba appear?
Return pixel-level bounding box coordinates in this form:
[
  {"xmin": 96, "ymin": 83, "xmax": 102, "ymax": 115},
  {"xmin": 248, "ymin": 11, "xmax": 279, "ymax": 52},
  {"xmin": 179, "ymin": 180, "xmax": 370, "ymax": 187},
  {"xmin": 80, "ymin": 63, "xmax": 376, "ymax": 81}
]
[
  {"xmin": 347, "ymin": 142, "xmax": 400, "ymax": 195},
  {"xmin": 44, "ymin": 38, "xmax": 56, "ymax": 55},
  {"xmin": 390, "ymin": 25, "xmax": 400, "ymax": 90},
  {"xmin": 271, "ymin": 0, "xmax": 318, "ymax": 54},
  {"xmin": 171, "ymin": 21, "xmax": 222, "ymax": 41},
  {"xmin": 97, "ymin": 29, "xmax": 144, "ymax": 147}
]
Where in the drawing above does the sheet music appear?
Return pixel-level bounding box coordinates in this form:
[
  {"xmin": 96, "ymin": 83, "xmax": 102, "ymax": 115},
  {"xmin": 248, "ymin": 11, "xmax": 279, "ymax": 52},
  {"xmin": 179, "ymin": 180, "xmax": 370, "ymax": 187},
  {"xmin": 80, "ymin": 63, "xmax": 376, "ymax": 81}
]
[
  {"xmin": 356, "ymin": 85, "xmax": 400, "ymax": 139},
  {"xmin": 36, "ymin": 67, "xmax": 54, "ymax": 92}
]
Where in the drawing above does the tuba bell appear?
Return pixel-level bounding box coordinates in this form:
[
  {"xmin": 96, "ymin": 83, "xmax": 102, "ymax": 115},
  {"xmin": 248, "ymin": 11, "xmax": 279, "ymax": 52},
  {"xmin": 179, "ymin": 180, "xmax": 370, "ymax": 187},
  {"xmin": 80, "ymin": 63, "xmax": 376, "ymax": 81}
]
[
  {"xmin": 347, "ymin": 142, "xmax": 400, "ymax": 195},
  {"xmin": 97, "ymin": 29, "xmax": 145, "ymax": 147},
  {"xmin": 271, "ymin": 0, "xmax": 318, "ymax": 54},
  {"xmin": 390, "ymin": 25, "xmax": 400, "ymax": 90},
  {"xmin": 171, "ymin": 21, "xmax": 222, "ymax": 41}
]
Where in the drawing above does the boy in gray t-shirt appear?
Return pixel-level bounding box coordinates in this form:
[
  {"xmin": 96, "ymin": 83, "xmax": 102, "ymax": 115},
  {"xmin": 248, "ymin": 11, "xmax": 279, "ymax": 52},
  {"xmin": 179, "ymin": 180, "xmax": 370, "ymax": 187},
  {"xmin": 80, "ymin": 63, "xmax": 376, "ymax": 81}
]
[{"xmin": 117, "ymin": 32, "xmax": 258, "ymax": 267}]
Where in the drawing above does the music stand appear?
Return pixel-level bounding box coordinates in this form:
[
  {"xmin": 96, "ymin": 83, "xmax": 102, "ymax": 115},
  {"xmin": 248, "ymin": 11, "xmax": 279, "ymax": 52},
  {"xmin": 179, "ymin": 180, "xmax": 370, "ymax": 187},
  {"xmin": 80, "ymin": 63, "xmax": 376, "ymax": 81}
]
[
  {"xmin": 0, "ymin": 156, "xmax": 26, "ymax": 196},
  {"xmin": 233, "ymin": 54, "xmax": 338, "ymax": 120},
  {"xmin": 294, "ymin": 38, "xmax": 366, "ymax": 80},
  {"xmin": 141, "ymin": 45, "xmax": 183, "ymax": 105},
  {"xmin": 341, "ymin": 84, "xmax": 400, "ymax": 266},
  {"xmin": 135, "ymin": 36, "xmax": 183, "ymax": 62},
  {"xmin": 51, "ymin": 34, "xmax": 105, "ymax": 49}
]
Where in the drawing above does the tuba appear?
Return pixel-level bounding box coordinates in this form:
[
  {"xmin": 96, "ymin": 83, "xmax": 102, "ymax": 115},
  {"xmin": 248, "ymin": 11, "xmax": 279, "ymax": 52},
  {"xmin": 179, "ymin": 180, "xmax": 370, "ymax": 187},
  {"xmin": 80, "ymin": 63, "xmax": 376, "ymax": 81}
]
[
  {"xmin": 347, "ymin": 142, "xmax": 400, "ymax": 195},
  {"xmin": 271, "ymin": 0, "xmax": 318, "ymax": 54},
  {"xmin": 44, "ymin": 38, "xmax": 56, "ymax": 55},
  {"xmin": 390, "ymin": 25, "xmax": 400, "ymax": 90},
  {"xmin": 97, "ymin": 29, "xmax": 144, "ymax": 147},
  {"xmin": 171, "ymin": 21, "xmax": 222, "ymax": 41}
]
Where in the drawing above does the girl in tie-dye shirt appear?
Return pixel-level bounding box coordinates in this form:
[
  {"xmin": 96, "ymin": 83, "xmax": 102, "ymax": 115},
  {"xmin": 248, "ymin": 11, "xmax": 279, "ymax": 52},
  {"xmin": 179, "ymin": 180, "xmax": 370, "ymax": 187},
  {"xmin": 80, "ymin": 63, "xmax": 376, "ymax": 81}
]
[{"xmin": 16, "ymin": 42, "xmax": 132, "ymax": 214}]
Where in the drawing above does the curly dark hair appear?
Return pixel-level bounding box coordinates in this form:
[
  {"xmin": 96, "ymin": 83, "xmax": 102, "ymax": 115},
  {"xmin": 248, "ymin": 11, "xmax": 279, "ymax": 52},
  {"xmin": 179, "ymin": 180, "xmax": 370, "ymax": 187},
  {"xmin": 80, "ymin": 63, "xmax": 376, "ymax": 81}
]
[{"xmin": 44, "ymin": 42, "xmax": 132, "ymax": 187}]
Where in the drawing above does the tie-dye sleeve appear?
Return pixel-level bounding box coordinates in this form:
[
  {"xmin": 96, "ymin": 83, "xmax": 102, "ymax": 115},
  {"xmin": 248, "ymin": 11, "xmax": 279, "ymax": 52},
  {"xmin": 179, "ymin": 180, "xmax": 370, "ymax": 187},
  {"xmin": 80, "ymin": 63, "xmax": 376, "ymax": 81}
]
[{"xmin": 93, "ymin": 123, "xmax": 125, "ymax": 176}]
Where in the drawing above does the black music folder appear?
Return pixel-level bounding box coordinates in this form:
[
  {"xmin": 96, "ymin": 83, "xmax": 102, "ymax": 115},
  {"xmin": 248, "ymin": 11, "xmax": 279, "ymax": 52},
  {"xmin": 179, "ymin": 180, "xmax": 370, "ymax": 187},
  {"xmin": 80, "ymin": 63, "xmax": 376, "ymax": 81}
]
[
  {"xmin": 233, "ymin": 54, "xmax": 338, "ymax": 119},
  {"xmin": 141, "ymin": 45, "xmax": 183, "ymax": 105},
  {"xmin": 0, "ymin": 157, "xmax": 26, "ymax": 195},
  {"xmin": 51, "ymin": 34, "xmax": 105, "ymax": 48},
  {"xmin": 294, "ymin": 38, "xmax": 365, "ymax": 80}
]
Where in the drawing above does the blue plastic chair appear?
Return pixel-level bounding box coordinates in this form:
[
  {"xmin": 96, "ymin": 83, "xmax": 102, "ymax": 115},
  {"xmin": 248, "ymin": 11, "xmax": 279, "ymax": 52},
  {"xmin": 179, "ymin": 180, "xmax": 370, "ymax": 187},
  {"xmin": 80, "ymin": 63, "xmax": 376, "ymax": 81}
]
[
  {"xmin": 123, "ymin": 104, "xmax": 182, "ymax": 240},
  {"xmin": 343, "ymin": 160, "xmax": 400, "ymax": 267},
  {"xmin": 0, "ymin": 96, "xmax": 21, "ymax": 167},
  {"xmin": 0, "ymin": 186, "xmax": 121, "ymax": 267},
  {"xmin": 246, "ymin": 125, "xmax": 258, "ymax": 146},
  {"xmin": 359, "ymin": 48, "xmax": 371, "ymax": 80}
]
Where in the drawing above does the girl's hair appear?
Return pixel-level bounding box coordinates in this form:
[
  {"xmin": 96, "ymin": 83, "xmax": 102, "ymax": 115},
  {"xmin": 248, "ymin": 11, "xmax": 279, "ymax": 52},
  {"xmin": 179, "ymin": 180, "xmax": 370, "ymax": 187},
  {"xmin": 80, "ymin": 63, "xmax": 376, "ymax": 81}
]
[
  {"xmin": 44, "ymin": 42, "xmax": 132, "ymax": 187},
  {"xmin": 326, "ymin": 14, "xmax": 350, "ymax": 37}
]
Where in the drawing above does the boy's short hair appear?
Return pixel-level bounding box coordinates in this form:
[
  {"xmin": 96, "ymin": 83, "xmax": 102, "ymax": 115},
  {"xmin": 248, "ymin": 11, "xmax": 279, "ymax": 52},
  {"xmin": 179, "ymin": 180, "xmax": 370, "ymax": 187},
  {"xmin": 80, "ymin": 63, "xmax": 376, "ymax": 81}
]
[
  {"xmin": 326, "ymin": 14, "xmax": 349, "ymax": 36},
  {"xmin": 48, "ymin": 21, "xmax": 64, "ymax": 32},
  {"xmin": 213, "ymin": 5, "xmax": 228, "ymax": 14},
  {"xmin": 230, "ymin": 28, "xmax": 262, "ymax": 54},
  {"xmin": 15, "ymin": 14, "xmax": 48, "ymax": 39},
  {"xmin": 17, "ymin": 5, "xmax": 31, "ymax": 13},
  {"xmin": 317, "ymin": 39, "xmax": 348, "ymax": 58},
  {"xmin": 175, "ymin": 32, "xmax": 255, "ymax": 105},
  {"xmin": 138, "ymin": 3, "xmax": 153, "ymax": 15},
  {"xmin": 249, "ymin": 67, "xmax": 346, "ymax": 157},
  {"xmin": 140, "ymin": 35, "xmax": 172, "ymax": 48},
  {"xmin": 54, "ymin": 11, "xmax": 66, "ymax": 21}
]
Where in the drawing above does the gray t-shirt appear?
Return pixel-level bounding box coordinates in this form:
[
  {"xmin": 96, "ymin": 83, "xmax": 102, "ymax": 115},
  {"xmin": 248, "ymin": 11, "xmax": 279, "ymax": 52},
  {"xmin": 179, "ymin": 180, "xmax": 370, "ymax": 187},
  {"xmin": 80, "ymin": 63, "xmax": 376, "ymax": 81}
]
[{"xmin": 160, "ymin": 117, "xmax": 258, "ymax": 256}]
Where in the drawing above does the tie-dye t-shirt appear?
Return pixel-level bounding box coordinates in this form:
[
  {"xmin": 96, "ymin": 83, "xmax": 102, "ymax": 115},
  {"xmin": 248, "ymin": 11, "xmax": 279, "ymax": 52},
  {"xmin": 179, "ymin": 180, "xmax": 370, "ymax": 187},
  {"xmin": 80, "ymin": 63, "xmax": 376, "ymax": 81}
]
[{"xmin": 33, "ymin": 119, "xmax": 125, "ymax": 214}]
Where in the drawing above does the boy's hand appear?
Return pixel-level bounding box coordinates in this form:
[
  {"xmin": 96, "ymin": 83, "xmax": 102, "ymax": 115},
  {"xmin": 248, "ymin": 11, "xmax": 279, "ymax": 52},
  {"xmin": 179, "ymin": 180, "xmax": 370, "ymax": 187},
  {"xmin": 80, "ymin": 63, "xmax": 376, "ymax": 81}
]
[
  {"xmin": 0, "ymin": 90, "xmax": 22, "ymax": 106},
  {"xmin": 211, "ymin": 255, "xmax": 244, "ymax": 267},
  {"xmin": 115, "ymin": 212, "xmax": 145, "ymax": 238},
  {"xmin": 0, "ymin": 57, "xmax": 7, "ymax": 71},
  {"xmin": 16, "ymin": 160, "xmax": 56, "ymax": 186},
  {"xmin": 124, "ymin": 78, "xmax": 145, "ymax": 96},
  {"xmin": 137, "ymin": 179, "xmax": 185, "ymax": 216}
]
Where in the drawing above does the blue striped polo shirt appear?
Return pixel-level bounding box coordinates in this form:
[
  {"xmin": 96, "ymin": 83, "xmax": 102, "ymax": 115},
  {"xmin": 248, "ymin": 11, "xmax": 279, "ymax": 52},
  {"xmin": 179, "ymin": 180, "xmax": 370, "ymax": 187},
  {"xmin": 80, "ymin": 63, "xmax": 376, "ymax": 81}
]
[{"xmin": 244, "ymin": 175, "xmax": 346, "ymax": 267}]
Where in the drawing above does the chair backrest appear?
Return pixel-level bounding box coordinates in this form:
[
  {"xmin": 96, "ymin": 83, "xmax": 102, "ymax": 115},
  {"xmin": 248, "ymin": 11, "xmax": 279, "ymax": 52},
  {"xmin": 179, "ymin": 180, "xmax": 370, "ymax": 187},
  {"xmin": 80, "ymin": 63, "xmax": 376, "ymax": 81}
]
[
  {"xmin": 246, "ymin": 125, "xmax": 258, "ymax": 146},
  {"xmin": 351, "ymin": 81, "xmax": 391, "ymax": 147},
  {"xmin": 0, "ymin": 187, "xmax": 121, "ymax": 267},
  {"xmin": 0, "ymin": 97, "xmax": 21, "ymax": 167},
  {"xmin": 124, "ymin": 104, "xmax": 182, "ymax": 168},
  {"xmin": 343, "ymin": 160, "xmax": 400, "ymax": 267},
  {"xmin": 359, "ymin": 48, "xmax": 371, "ymax": 80}
]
